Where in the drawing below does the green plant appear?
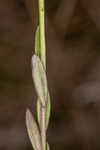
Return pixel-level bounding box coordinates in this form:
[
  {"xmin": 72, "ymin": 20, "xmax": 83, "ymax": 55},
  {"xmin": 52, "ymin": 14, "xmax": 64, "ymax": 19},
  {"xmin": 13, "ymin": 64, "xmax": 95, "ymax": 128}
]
[{"xmin": 26, "ymin": 0, "xmax": 51, "ymax": 150}]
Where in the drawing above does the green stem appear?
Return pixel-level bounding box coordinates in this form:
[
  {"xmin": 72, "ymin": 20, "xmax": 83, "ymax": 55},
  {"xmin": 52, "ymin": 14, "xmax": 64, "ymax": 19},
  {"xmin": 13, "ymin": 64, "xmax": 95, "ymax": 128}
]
[
  {"xmin": 38, "ymin": 0, "xmax": 46, "ymax": 68},
  {"xmin": 40, "ymin": 102, "xmax": 46, "ymax": 150},
  {"xmin": 38, "ymin": 1, "xmax": 46, "ymax": 150}
]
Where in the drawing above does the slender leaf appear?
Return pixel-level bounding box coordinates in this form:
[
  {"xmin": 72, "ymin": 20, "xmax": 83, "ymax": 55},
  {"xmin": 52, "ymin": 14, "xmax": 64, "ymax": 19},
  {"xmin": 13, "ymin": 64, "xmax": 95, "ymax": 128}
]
[
  {"xmin": 46, "ymin": 143, "xmax": 50, "ymax": 150},
  {"xmin": 46, "ymin": 93, "xmax": 51, "ymax": 129},
  {"xmin": 35, "ymin": 26, "xmax": 41, "ymax": 57}
]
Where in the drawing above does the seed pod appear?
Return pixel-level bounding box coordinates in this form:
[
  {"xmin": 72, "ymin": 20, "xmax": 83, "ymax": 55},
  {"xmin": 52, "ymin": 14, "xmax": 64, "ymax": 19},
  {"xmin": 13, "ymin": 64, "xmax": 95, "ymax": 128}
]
[
  {"xmin": 32, "ymin": 54, "xmax": 48, "ymax": 104},
  {"xmin": 26, "ymin": 109, "xmax": 42, "ymax": 150}
]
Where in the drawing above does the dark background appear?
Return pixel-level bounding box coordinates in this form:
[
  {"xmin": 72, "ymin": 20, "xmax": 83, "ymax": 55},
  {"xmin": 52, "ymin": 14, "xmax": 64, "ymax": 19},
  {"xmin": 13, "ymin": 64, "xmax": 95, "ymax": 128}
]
[{"xmin": 1, "ymin": 0, "xmax": 100, "ymax": 150}]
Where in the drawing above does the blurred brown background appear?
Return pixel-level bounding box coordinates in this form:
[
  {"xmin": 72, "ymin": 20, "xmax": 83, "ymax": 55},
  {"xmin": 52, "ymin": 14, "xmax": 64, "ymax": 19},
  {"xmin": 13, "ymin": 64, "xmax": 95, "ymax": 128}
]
[{"xmin": 1, "ymin": 0, "xmax": 100, "ymax": 150}]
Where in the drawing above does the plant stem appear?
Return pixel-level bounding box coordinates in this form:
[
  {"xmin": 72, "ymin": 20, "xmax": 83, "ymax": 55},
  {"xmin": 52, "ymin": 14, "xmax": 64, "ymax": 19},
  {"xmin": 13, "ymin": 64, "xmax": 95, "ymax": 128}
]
[
  {"xmin": 40, "ymin": 102, "xmax": 46, "ymax": 150},
  {"xmin": 38, "ymin": 0, "xmax": 46, "ymax": 150},
  {"xmin": 38, "ymin": 0, "xmax": 46, "ymax": 68}
]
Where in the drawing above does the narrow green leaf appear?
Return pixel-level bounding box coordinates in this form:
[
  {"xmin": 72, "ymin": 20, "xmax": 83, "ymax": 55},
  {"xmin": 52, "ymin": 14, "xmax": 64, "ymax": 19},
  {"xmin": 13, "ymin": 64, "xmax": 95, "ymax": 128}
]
[
  {"xmin": 46, "ymin": 93, "xmax": 51, "ymax": 129},
  {"xmin": 35, "ymin": 26, "xmax": 41, "ymax": 57},
  {"xmin": 26, "ymin": 109, "xmax": 42, "ymax": 150},
  {"xmin": 46, "ymin": 143, "xmax": 50, "ymax": 150},
  {"xmin": 37, "ymin": 93, "xmax": 51, "ymax": 130},
  {"xmin": 32, "ymin": 54, "xmax": 48, "ymax": 104}
]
